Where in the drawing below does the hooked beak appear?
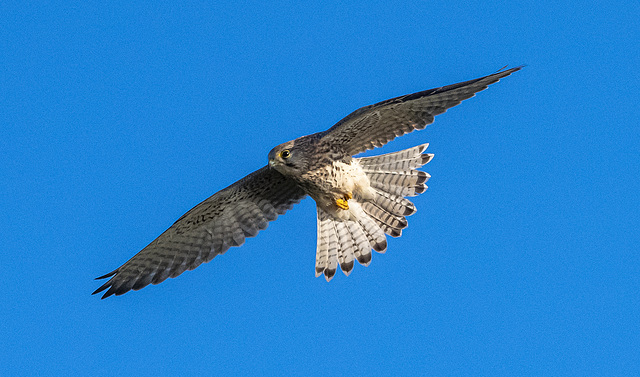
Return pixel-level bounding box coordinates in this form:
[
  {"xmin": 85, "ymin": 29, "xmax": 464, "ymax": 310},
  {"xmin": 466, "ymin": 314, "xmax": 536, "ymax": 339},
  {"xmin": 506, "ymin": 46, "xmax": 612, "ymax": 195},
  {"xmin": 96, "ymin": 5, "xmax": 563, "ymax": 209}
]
[{"xmin": 267, "ymin": 149, "xmax": 277, "ymax": 168}]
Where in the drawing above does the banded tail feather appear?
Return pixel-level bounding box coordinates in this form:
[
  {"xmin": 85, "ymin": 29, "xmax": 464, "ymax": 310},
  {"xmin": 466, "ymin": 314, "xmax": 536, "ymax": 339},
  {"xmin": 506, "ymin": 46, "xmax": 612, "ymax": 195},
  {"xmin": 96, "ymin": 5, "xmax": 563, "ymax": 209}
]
[{"xmin": 314, "ymin": 144, "xmax": 434, "ymax": 280}]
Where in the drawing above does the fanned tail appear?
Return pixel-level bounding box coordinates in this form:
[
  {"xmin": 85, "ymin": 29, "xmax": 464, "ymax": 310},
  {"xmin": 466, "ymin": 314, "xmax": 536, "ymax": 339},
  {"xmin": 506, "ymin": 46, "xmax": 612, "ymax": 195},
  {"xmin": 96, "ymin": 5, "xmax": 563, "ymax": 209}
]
[
  {"xmin": 314, "ymin": 144, "xmax": 433, "ymax": 280},
  {"xmin": 315, "ymin": 203, "xmax": 386, "ymax": 281},
  {"xmin": 359, "ymin": 143, "xmax": 433, "ymax": 237}
]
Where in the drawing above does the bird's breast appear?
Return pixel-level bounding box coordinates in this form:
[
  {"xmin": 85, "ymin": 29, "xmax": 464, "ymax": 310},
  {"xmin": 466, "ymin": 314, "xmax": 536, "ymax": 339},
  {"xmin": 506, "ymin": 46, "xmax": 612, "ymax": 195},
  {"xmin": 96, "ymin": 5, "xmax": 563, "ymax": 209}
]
[{"xmin": 300, "ymin": 160, "xmax": 375, "ymax": 218}]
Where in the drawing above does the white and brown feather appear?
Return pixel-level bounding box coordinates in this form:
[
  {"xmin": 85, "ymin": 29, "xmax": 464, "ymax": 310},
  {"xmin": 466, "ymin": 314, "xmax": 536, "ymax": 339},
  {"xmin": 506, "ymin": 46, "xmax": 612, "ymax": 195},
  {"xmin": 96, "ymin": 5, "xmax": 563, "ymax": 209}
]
[
  {"xmin": 93, "ymin": 167, "xmax": 305, "ymax": 298},
  {"xmin": 94, "ymin": 67, "xmax": 521, "ymax": 298},
  {"xmin": 312, "ymin": 143, "xmax": 434, "ymax": 279}
]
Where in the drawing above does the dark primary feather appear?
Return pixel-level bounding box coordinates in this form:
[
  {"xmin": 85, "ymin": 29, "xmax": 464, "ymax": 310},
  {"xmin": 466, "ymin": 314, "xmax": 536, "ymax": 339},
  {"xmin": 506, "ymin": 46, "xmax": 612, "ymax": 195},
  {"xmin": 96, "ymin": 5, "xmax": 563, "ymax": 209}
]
[
  {"xmin": 93, "ymin": 166, "xmax": 305, "ymax": 299},
  {"xmin": 320, "ymin": 66, "xmax": 522, "ymax": 155}
]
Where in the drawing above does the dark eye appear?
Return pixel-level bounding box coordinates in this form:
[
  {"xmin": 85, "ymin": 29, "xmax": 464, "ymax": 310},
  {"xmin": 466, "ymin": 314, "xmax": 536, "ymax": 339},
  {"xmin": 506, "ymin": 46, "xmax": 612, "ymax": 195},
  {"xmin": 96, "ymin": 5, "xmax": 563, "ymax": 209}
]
[{"xmin": 281, "ymin": 149, "xmax": 291, "ymax": 159}]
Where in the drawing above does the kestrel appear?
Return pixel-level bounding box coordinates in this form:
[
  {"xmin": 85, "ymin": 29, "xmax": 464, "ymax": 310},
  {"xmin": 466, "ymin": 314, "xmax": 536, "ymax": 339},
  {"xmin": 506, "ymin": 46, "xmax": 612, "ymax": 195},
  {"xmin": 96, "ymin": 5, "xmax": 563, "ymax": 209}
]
[{"xmin": 93, "ymin": 66, "xmax": 521, "ymax": 298}]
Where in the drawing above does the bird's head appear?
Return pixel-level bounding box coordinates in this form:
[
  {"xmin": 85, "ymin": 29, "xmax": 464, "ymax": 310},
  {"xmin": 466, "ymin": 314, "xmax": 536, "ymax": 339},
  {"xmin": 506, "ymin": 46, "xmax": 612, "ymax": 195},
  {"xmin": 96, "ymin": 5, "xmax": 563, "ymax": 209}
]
[{"xmin": 268, "ymin": 139, "xmax": 307, "ymax": 177}]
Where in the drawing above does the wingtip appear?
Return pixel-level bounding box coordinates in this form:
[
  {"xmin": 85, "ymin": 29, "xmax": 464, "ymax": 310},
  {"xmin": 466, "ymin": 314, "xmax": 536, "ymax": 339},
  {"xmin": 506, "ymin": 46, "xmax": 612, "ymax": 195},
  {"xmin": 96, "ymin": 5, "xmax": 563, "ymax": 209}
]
[
  {"xmin": 98, "ymin": 292, "xmax": 110, "ymax": 300},
  {"xmin": 96, "ymin": 285, "xmax": 120, "ymax": 299},
  {"xmin": 92, "ymin": 270, "xmax": 122, "ymax": 299},
  {"xmin": 94, "ymin": 269, "xmax": 117, "ymax": 280},
  {"xmin": 99, "ymin": 290, "xmax": 115, "ymax": 300},
  {"xmin": 496, "ymin": 65, "xmax": 525, "ymax": 76},
  {"xmin": 92, "ymin": 281, "xmax": 110, "ymax": 296}
]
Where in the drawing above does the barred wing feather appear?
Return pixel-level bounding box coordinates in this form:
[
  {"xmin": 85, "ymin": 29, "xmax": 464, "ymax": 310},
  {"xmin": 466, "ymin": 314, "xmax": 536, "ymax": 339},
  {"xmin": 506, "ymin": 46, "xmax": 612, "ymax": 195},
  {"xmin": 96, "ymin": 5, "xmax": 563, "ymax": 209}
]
[
  {"xmin": 93, "ymin": 166, "xmax": 305, "ymax": 299},
  {"xmin": 321, "ymin": 67, "xmax": 522, "ymax": 155}
]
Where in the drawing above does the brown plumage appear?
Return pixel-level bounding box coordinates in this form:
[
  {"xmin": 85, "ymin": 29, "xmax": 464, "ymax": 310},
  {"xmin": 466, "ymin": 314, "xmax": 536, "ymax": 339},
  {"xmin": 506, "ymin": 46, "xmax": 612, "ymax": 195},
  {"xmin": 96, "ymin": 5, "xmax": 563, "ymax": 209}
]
[{"xmin": 94, "ymin": 66, "xmax": 522, "ymax": 298}]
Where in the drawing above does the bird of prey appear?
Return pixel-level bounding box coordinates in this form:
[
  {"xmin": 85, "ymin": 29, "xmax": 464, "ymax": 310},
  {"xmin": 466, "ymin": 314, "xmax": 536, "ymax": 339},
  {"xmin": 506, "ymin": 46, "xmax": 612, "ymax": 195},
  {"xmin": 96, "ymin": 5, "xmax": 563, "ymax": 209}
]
[{"xmin": 93, "ymin": 66, "xmax": 522, "ymax": 298}]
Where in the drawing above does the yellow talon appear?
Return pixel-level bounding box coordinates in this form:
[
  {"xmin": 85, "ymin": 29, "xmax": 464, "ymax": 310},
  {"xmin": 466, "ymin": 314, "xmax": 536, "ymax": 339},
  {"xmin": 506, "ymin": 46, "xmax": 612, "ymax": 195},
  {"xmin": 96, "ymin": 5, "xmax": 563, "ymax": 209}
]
[
  {"xmin": 335, "ymin": 193, "xmax": 352, "ymax": 210},
  {"xmin": 336, "ymin": 198, "xmax": 349, "ymax": 210}
]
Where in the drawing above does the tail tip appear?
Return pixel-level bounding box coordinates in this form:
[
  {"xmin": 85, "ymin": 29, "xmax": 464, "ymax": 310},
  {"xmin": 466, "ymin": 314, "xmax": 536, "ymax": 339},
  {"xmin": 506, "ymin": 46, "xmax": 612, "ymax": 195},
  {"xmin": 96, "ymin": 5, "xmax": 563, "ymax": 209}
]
[
  {"xmin": 324, "ymin": 268, "xmax": 336, "ymax": 281},
  {"xmin": 357, "ymin": 252, "xmax": 372, "ymax": 266},
  {"xmin": 341, "ymin": 261, "xmax": 354, "ymax": 276},
  {"xmin": 422, "ymin": 153, "xmax": 434, "ymax": 165}
]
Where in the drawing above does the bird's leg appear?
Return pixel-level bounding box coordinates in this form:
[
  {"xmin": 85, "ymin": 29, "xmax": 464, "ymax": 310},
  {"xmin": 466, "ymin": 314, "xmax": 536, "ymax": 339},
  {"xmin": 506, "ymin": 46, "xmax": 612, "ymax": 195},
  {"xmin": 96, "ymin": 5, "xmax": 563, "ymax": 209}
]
[{"xmin": 335, "ymin": 192, "xmax": 352, "ymax": 210}]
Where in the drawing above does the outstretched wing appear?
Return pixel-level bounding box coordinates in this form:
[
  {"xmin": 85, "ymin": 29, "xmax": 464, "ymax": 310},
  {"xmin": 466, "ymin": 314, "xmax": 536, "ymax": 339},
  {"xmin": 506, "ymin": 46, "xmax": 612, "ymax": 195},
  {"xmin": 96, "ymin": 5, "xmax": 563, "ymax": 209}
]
[
  {"xmin": 93, "ymin": 166, "xmax": 306, "ymax": 298},
  {"xmin": 320, "ymin": 66, "xmax": 522, "ymax": 155}
]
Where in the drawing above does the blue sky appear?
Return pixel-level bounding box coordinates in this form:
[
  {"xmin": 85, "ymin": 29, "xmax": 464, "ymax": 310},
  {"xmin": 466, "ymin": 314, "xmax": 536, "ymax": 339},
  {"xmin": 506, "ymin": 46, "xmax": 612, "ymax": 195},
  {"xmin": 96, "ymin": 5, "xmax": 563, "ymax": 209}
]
[{"xmin": 1, "ymin": 1, "xmax": 638, "ymax": 376}]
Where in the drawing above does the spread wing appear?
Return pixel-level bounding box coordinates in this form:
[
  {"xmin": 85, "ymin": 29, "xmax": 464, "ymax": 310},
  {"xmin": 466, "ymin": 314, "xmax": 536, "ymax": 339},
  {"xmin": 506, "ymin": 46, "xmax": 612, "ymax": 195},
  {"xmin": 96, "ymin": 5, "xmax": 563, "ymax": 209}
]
[
  {"xmin": 93, "ymin": 166, "xmax": 306, "ymax": 298},
  {"xmin": 320, "ymin": 66, "xmax": 522, "ymax": 155}
]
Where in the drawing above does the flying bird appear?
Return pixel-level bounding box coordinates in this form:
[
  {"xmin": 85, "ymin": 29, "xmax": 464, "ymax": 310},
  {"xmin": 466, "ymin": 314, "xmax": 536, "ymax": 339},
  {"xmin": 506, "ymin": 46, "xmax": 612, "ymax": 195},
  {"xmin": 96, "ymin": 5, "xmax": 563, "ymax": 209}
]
[{"xmin": 93, "ymin": 66, "xmax": 522, "ymax": 298}]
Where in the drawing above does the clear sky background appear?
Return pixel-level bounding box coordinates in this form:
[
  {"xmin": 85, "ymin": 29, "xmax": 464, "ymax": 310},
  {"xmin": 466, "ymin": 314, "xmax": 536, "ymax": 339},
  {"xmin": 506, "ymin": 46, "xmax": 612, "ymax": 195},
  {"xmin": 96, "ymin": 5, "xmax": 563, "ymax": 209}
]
[{"xmin": 1, "ymin": 1, "xmax": 638, "ymax": 376}]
